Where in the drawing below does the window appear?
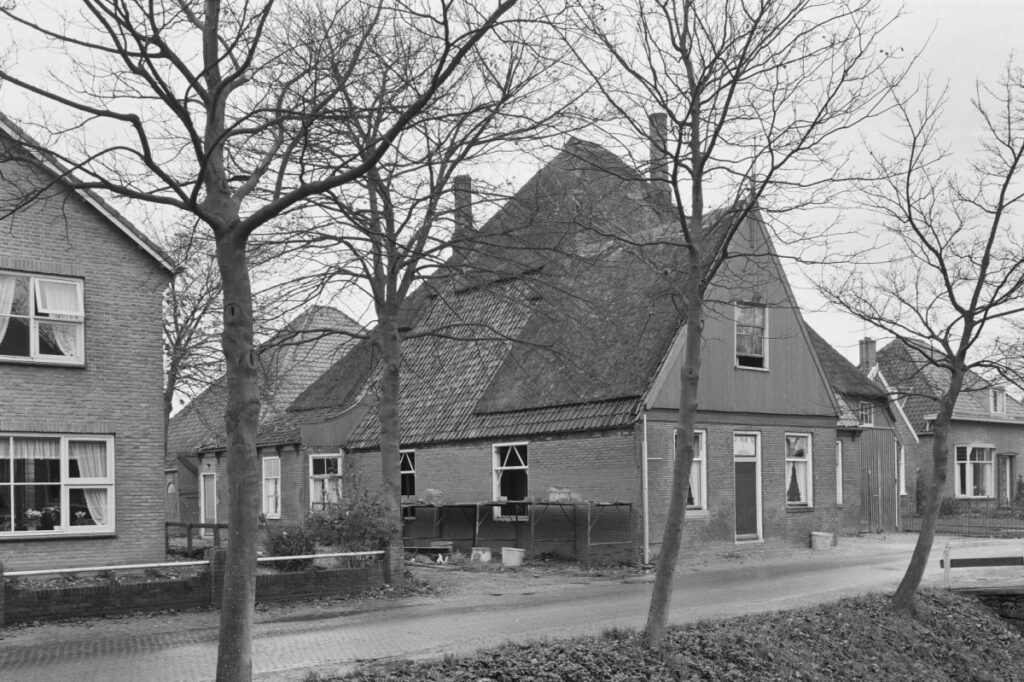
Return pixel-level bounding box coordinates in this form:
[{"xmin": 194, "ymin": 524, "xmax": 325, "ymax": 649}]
[
  {"xmin": 400, "ymin": 450, "xmax": 416, "ymax": 520},
  {"xmin": 309, "ymin": 454, "xmax": 342, "ymax": 510},
  {"xmin": 735, "ymin": 303, "xmax": 766, "ymax": 368},
  {"xmin": 858, "ymin": 402, "xmax": 874, "ymax": 426},
  {"xmin": 262, "ymin": 456, "xmax": 281, "ymax": 518},
  {"xmin": 0, "ymin": 435, "xmax": 114, "ymax": 534},
  {"xmin": 673, "ymin": 429, "xmax": 707, "ymax": 510},
  {"xmin": 493, "ymin": 443, "xmax": 528, "ymax": 520},
  {"xmin": 955, "ymin": 445, "xmax": 994, "ymax": 498},
  {"xmin": 785, "ymin": 433, "xmax": 812, "ymax": 507},
  {"xmin": 835, "ymin": 440, "xmax": 844, "ymax": 506},
  {"xmin": 0, "ymin": 271, "xmax": 84, "ymax": 364},
  {"xmin": 991, "ymin": 388, "xmax": 1007, "ymax": 414}
]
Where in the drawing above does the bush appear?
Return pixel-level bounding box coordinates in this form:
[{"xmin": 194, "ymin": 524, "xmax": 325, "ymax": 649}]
[
  {"xmin": 265, "ymin": 525, "xmax": 317, "ymax": 571},
  {"xmin": 305, "ymin": 489, "xmax": 400, "ymax": 552}
]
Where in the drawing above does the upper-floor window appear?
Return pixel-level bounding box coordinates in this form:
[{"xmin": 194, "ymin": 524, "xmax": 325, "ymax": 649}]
[
  {"xmin": 0, "ymin": 271, "xmax": 84, "ymax": 365},
  {"xmin": 0, "ymin": 434, "xmax": 114, "ymax": 535},
  {"xmin": 991, "ymin": 387, "xmax": 1007, "ymax": 414},
  {"xmin": 735, "ymin": 303, "xmax": 766, "ymax": 369},
  {"xmin": 309, "ymin": 453, "xmax": 342, "ymax": 510},
  {"xmin": 858, "ymin": 401, "xmax": 874, "ymax": 426}
]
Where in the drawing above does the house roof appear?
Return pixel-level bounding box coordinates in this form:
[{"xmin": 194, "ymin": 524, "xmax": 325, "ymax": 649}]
[
  {"xmin": 805, "ymin": 326, "xmax": 887, "ymax": 400},
  {"xmin": 166, "ymin": 306, "xmax": 363, "ymax": 460},
  {"xmin": 875, "ymin": 338, "xmax": 1024, "ymax": 430},
  {"xmin": 324, "ymin": 137, "xmax": 751, "ymax": 451},
  {"xmin": 0, "ymin": 113, "xmax": 176, "ymax": 274}
]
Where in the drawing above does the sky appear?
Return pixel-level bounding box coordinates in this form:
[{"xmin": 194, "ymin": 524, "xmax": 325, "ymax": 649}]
[{"xmin": 2, "ymin": 0, "xmax": 1023, "ymax": 366}]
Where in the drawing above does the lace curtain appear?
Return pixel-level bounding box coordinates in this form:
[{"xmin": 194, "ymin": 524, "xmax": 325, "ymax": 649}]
[{"xmin": 69, "ymin": 440, "xmax": 108, "ymax": 525}]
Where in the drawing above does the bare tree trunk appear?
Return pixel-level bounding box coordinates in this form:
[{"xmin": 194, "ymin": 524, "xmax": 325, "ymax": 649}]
[
  {"xmin": 376, "ymin": 311, "xmax": 404, "ymax": 571},
  {"xmin": 645, "ymin": 274, "xmax": 703, "ymax": 647},
  {"xmin": 214, "ymin": 234, "xmax": 260, "ymax": 682},
  {"xmin": 891, "ymin": 368, "xmax": 964, "ymax": 613}
]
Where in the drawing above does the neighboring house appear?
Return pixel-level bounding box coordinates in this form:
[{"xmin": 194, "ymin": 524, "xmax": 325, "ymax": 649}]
[
  {"xmin": 0, "ymin": 115, "xmax": 175, "ymax": 571},
  {"xmin": 807, "ymin": 328, "xmax": 902, "ymax": 532},
  {"xmin": 866, "ymin": 338, "xmax": 1024, "ymax": 511},
  {"xmin": 281, "ymin": 136, "xmax": 867, "ymax": 562},
  {"xmin": 166, "ymin": 306, "xmax": 362, "ymax": 528}
]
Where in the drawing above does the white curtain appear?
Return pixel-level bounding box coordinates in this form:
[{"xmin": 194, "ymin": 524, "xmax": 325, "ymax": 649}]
[
  {"xmin": 35, "ymin": 280, "xmax": 81, "ymax": 358},
  {"xmin": 0, "ymin": 275, "xmax": 14, "ymax": 346},
  {"xmin": 13, "ymin": 437, "xmax": 59, "ymax": 461},
  {"xmin": 70, "ymin": 440, "xmax": 108, "ymax": 525}
]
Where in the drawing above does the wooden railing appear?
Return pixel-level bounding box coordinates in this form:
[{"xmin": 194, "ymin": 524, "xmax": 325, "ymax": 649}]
[{"xmin": 165, "ymin": 521, "xmax": 229, "ymax": 555}]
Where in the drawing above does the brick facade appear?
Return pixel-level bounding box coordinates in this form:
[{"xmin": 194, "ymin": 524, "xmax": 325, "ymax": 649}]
[{"xmin": 0, "ymin": 155, "xmax": 171, "ymax": 570}]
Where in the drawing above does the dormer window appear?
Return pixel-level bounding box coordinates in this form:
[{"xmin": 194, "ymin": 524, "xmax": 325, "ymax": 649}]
[
  {"xmin": 858, "ymin": 401, "xmax": 874, "ymax": 426},
  {"xmin": 991, "ymin": 387, "xmax": 1006, "ymax": 414},
  {"xmin": 735, "ymin": 303, "xmax": 766, "ymax": 369}
]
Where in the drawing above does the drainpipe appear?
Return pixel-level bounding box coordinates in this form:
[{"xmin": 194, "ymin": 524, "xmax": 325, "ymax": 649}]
[{"xmin": 641, "ymin": 413, "xmax": 651, "ymax": 564}]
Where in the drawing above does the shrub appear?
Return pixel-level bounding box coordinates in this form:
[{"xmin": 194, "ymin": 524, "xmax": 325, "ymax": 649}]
[
  {"xmin": 305, "ymin": 489, "xmax": 400, "ymax": 552},
  {"xmin": 265, "ymin": 525, "xmax": 317, "ymax": 571}
]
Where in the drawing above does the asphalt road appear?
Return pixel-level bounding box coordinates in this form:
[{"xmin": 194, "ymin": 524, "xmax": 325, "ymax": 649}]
[{"xmin": 1, "ymin": 534, "xmax": 1021, "ymax": 681}]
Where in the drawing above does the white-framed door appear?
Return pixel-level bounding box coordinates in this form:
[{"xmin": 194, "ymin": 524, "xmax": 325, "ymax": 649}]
[
  {"xmin": 200, "ymin": 472, "xmax": 217, "ymax": 536},
  {"xmin": 733, "ymin": 431, "xmax": 762, "ymax": 541}
]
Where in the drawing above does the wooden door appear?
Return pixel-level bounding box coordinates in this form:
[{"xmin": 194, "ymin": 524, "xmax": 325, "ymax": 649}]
[
  {"xmin": 733, "ymin": 433, "xmax": 761, "ymax": 540},
  {"xmin": 860, "ymin": 429, "xmax": 898, "ymax": 532}
]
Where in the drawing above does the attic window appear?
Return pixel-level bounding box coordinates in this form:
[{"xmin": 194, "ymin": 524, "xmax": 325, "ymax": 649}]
[
  {"xmin": 991, "ymin": 387, "xmax": 1007, "ymax": 414},
  {"xmin": 858, "ymin": 402, "xmax": 874, "ymax": 427},
  {"xmin": 735, "ymin": 303, "xmax": 766, "ymax": 369}
]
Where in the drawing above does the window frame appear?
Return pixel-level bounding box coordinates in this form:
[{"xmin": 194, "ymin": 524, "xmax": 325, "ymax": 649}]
[
  {"xmin": 308, "ymin": 453, "xmax": 342, "ymax": 511},
  {"xmin": 400, "ymin": 450, "xmax": 416, "ymax": 520},
  {"xmin": 954, "ymin": 444, "xmax": 995, "ymax": 499},
  {"xmin": 784, "ymin": 432, "xmax": 813, "ymax": 508},
  {"xmin": 991, "ymin": 387, "xmax": 1007, "ymax": 414},
  {"xmin": 0, "ymin": 270, "xmax": 85, "ymax": 366},
  {"xmin": 673, "ymin": 428, "xmax": 707, "ymax": 511},
  {"xmin": 835, "ymin": 440, "xmax": 844, "ymax": 506},
  {"xmin": 735, "ymin": 302, "xmax": 768, "ymax": 370},
  {"xmin": 0, "ymin": 433, "xmax": 115, "ymax": 536},
  {"xmin": 262, "ymin": 455, "xmax": 281, "ymax": 519},
  {"xmin": 898, "ymin": 442, "xmax": 907, "ymax": 496},
  {"xmin": 858, "ymin": 401, "xmax": 874, "ymax": 427},
  {"xmin": 492, "ymin": 442, "xmax": 529, "ymax": 521}
]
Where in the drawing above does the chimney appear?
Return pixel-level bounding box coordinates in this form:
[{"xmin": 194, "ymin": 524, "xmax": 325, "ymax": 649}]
[
  {"xmin": 859, "ymin": 337, "xmax": 877, "ymax": 372},
  {"xmin": 453, "ymin": 174, "xmax": 474, "ymax": 243},
  {"xmin": 648, "ymin": 112, "xmax": 671, "ymax": 209}
]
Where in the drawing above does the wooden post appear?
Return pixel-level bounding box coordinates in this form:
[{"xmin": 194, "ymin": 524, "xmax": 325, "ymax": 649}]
[
  {"xmin": 0, "ymin": 561, "xmax": 6, "ymax": 627},
  {"xmin": 186, "ymin": 523, "xmax": 194, "ymax": 553},
  {"xmin": 165, "ymin": 523, "xmax": 171, "ymax": 556},
  {"xmin": 206, "ymin": 547, "xmax": 228, "ymax": 607},
  {"xmin": 943, "ymin": 544, "xmax": 951, "ymax": 588}
]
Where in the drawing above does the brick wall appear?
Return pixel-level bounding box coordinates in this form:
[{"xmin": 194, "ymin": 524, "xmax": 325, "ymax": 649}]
[{"xmin": 0, "ymin": 157, "xmax": 171, "ymax": 571}]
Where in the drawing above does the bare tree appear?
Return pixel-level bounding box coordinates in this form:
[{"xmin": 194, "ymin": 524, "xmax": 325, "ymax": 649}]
[
  {"xmin": 819, "ymin": 63, "xmax": 1024, "ymax": 613},
  {"xmin": 0, "ymin": 1, "xmax": 518, "ymax": 679},
  {"xmin": 565, "ymin": 0, "xmax": 905, "ymax": 645},
  {"xmin": 262, "ymin": 2, "xmax": 581, "ymax": 552}
]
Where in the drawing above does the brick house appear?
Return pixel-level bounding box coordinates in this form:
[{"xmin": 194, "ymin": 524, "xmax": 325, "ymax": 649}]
[
  {"xmin": 0, "ymin": 115, "xmax": 175, "ymax": 571},
  {"xmin": 865, "ymin": 338, "xmax": 1024, "ymax": 512},
  {"xmin": 167, "ymin": 306, "xmax": 362, "ymax": 529},
  {"xmin": 286, "ymin": 137, "xmax": 874, "ymax": 562}
]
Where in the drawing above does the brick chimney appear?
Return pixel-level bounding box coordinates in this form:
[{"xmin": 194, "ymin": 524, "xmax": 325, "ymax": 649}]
[
  {"xmin": 859, "ymin": 337, "xmax": 877, "ymax": 372},
  {"xmin": 648, "ymin": 112, "xmax": 671, "ymax": 209},
  {"xmin": 452, "ymin": 174, "xmax": 474, "ymax": 243}
]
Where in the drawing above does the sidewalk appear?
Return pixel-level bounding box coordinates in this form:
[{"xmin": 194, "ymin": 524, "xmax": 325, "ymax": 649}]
[{"xmin": 1, "ymin": 533, "xmax": 1022, "ymax": 681}]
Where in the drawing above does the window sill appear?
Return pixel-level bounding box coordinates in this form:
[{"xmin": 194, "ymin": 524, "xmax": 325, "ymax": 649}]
[
  {"xmin": 734, "ymin": 364, "xmax": 769, "ymax": 373},
  {"xmin": 0, "ymin": 357, "xmax": 85, "ymax": 368},
  {"xmin": 1, "ymin": 530, "xmax": 115, "ymax": 541},
  {"xmin": 686, "ymin": 509, "xmax": 709, "ymax": 519},
  {"xmin": 735, "ymin": 536, "xmax": 763, "ymax": 544},
  {"xmin": 786, "ymin": 506, "xmax": 815, "ymax": 513},
  {"xmin": 954, "ymin": 496, "xmax": 995, "ymax": 501}
]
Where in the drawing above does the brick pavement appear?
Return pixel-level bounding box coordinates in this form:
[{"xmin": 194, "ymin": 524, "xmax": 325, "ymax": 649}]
[{"xmin": 2, "ymin": 534, "xmax": 1022, "ymax": 681}]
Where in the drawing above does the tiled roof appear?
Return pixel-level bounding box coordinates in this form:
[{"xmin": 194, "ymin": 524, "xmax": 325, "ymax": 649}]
[
  {"xmin": 876, "ymin": 339, "xmax": 1024, "ymax": 430},
  {"xmin": 805, "ymin": 326, "xmax": 886, "ymax": 399},
  {"xmin": 166, "ymin": 306, "xmax": 363, "ymax": 460}
]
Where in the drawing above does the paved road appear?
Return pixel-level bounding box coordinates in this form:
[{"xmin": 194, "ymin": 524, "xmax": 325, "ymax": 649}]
[{"xmin": 1, "ymin": 535, "xmax": 1021, "ymax": 681}]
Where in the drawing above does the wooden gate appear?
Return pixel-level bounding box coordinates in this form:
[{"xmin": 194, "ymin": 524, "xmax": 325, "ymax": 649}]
[{"xmin": 859, "ymin": 428, "xmax": 899, "ymax": 532}]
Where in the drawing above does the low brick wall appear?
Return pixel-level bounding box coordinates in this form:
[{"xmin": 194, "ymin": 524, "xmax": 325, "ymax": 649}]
[
  {"xmin": 962, "ymin": 587, "xmax": 1024, "ymax": 631},
  {"xmin": 1, "ymin": 549, "xmax": 386, "ymax": 626}
]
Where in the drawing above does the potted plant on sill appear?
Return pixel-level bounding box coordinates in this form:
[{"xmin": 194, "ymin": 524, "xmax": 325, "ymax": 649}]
[{"xmin": 23, "ymin": 508, "xmax": 42, "ymax": 531}]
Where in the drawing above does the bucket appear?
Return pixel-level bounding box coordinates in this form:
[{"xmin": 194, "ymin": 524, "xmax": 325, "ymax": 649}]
[
  {"xmin": 810, "ymin": 531, "xmax": 833, "ymax": 551},
  {"xmin": 501, "ymin": 547, "xmax": 525, "ymax": 567},
  {"xmin": 470, "ymin": 546, "xmax": 492, "ymax": 563}
]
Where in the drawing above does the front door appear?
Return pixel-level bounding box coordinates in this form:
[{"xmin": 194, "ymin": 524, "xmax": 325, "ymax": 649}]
[
  {"xmin": 733, "ymin": 432, "xmax": 761, "ymax": 540},
  {"xmin": 859, "ymin": 428, "xmax": 899, "ymax": 532},
  {"xmin": 997, "ymin": 455, "xmax": 1015, "ymax": 507},
  {"xmin": 200, "ymin": 473, "xmax": 217, "ymax": 533}
]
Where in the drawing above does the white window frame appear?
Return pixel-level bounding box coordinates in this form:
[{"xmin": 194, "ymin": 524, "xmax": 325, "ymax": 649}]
[
  {"xmin": 991, "ymin": 387, "xmax": 1007, "ymax": 414},
  {"xmin": 400, "ymin": 450, "xmax": 416, "ymax": 520},
  {"xmin": 308, "ymin": 453, "xmax": 342, "ymax": 510},
  {"xmin": 955, "ymin": 444, "xmax": 995, "ymax": 499},
  {"xmin": 493, "ymin": 442, "xmax": 528, "ymax": 521},
  {"xmin": 732, "ymin": 431, "xmax": 763, "ymax": 541},
  {"xmin": 262, "ymin": 455, "xmax": 281, "ymax": 519},
  {"xmin": 835, "ymin": 440, "xmax": 844, "ymax": 506},
  {"xmin": 735, "ymin": 302, "xmax": 768, "ymax": 370},
  {"xmin": 673, "ymin": 428, "xmax": 707, "ymax": 511},
  {"xmin": 0, "ymin": 433, "xmax": 115, "ymax": 536},
  {"xmin": 858, "ymin": 401, "xmax": 874, "ymax": 427},
  {"xmin": 784, "ymin": 433, "xmax": 813, "ymax": 507},
  {"xmin": 898, "ymin": 442, "xmax": 907, "ymax": 495},
  {"xmin": 0, "ymin": 270, "xmax": 85, "ymax": 365}
]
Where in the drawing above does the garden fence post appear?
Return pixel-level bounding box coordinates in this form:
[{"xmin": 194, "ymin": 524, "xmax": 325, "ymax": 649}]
[
  {"xmin": 943, "ymin": 544, "xmax": 951, "ymax": 588},
  {"xmin": 0, "ymin": 561, "xmax": 5, "ymax": 627},
  {"xmin": 205, "ymin": 547, "xmax": 227, "ymax": 607}
]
